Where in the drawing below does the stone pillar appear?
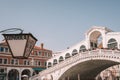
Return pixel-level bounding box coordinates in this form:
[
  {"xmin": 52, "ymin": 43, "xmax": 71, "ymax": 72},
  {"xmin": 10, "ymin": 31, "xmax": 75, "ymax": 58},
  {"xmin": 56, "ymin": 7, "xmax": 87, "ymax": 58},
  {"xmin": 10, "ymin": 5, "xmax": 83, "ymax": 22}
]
[
  {"xmin": 19, "ymin": 70, "xmax": 21, "ymax": 80},
  {"xmin": 5, "ymin": 68, "xmax": 8, "ymax": 80},
  {"xmin": 78, "ymin": 74, "xmax": 80, "ymax": 80},
  {"xmin": 67, "ymin": 76, "xmax": 69, "ymax": 80},
  {"xmin": 31, "ymin": 58, "xmax": 34, "ymax": 66}
]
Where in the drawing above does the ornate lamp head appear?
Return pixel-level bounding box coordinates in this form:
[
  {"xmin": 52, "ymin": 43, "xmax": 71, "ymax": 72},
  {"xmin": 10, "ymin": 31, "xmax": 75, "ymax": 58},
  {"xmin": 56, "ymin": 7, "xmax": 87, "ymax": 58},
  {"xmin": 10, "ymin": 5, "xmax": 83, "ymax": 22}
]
[{"xmin": 1, "ymin": 28, "xmax": 37, "ymax": 58}]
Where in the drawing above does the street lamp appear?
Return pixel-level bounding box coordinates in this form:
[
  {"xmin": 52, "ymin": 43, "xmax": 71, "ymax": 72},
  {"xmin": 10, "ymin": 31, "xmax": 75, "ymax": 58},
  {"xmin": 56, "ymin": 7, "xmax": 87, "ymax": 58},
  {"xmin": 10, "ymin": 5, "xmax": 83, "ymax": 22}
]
[{"xmin": 0, "ymin": 28, "xmax": 37, "ymax": 58}]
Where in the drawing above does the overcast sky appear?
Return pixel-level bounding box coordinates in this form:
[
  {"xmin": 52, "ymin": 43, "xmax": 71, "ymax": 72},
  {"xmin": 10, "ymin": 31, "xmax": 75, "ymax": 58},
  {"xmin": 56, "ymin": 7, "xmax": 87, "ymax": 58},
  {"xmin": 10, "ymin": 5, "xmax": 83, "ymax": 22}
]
[{"xmin": 0, "ymin": 0, "xmax": 120, "ymax": 51}]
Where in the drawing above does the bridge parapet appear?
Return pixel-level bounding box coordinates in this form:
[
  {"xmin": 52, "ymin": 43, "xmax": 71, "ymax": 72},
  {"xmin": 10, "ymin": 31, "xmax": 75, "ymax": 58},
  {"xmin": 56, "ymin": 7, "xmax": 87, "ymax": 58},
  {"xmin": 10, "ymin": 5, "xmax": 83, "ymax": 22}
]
[{"xmin": 30, "ymin": 49, "xmax": 120, "ymax": 80}]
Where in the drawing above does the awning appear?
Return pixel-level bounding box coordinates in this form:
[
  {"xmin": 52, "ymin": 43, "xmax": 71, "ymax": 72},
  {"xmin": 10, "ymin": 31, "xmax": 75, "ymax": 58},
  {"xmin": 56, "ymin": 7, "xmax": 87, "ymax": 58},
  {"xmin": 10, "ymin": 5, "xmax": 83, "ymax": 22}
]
[{"xmin": 32, "ymin": 68, "xmax": 45, "ymax": 71}]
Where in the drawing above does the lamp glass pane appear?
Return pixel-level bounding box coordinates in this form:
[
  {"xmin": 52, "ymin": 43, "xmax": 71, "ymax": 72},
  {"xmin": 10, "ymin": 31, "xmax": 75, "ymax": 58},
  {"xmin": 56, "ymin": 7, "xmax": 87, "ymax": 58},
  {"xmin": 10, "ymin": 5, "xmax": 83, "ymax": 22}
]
[
  {"xmin": 24, "ymin": 35, "xmax": 36, "ymax": 57},
  {"xmin": 3, "ymin": 33, "xmax": 37, "ymax": 58},
  {"xmin": 7, "ymin": 40, "xmax": 27, "ymax": 56}
]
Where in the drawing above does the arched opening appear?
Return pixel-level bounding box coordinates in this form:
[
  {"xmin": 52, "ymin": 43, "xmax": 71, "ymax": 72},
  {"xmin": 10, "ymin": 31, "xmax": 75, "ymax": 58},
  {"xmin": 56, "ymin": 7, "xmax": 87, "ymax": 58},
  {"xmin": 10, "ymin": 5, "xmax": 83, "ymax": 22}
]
[
  {"xmin": 21, "ymin": 69, "xmax": 31, "ymax": 77},
  {"xmin": 48, "ymin": 62, "xmax": 52, "ymax": 68},
  {"xmin": 59, "ymin": 56, "xmax": 64, "ymax": 62},
  {"xmin": 89, "ymin": 31, "xmax": 102, "ymax": 49},
  {"xmin": 79, "ymin": 45, "xmax": 86, "ymax": 52},
  {"xmin": 8, "ymin": 69, "xmax": 19, "ymax": 80},
  {"xmin": 72, "ymin": 49, "xmax": 78, "ymax": 56},
  {"xmin": 53, "ymin": 59, "xmax": 57, "ymax": 65},
  {"xmin": 107, "ymin": 38, "xmax": 117, "ymax": 49},
  {"xmin": 65, "ymin": 53, "xmax": 71, "ymax": 59},
  {"xmin": 58, "ymin": 60, "xmax": 119, "ymax": 80}
]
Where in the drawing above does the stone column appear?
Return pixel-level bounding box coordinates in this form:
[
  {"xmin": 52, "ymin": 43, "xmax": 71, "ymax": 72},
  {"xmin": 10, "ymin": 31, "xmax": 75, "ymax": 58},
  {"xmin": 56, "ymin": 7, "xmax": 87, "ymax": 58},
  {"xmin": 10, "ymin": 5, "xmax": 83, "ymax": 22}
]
[
  {"xmin": 19, "ymin": 68, "xmax": 24, "ymax": 80},
  {"xmin": 78, "ymin": 74, "xmax": 80, "ymax": 80},
  {"xmin": 67, "ymin": 76, "xmax": 69, "ymax": 80},
  {"xmin": 19, "ymin": 70, "xmax": 21, "ymax": 80}
]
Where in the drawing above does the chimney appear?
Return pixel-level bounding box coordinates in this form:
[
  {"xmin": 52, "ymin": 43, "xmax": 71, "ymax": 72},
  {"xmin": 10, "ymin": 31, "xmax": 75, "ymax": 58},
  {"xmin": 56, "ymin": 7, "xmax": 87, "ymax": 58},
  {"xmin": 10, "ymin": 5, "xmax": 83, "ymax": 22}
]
[{"xmin": 41, "ymin": 43, "xmax": 44, "ymax": 49}]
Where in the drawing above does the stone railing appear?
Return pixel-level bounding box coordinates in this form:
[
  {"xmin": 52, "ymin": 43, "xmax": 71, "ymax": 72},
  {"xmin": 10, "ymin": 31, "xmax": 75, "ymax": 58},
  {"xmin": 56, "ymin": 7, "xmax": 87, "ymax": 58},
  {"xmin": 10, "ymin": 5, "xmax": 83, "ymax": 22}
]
[{"xmin": 30, "ymin": 49, "xmax": 120, "ymax": 80}]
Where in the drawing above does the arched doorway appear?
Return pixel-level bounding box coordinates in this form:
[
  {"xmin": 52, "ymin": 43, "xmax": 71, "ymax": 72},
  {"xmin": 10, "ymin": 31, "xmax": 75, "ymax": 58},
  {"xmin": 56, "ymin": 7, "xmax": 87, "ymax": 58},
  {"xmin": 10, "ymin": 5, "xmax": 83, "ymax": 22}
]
[
  {"xmin": 89, "ymin": 31, "xmax": 102, "ymax": 49},
  {"xmin": 21, "ymin": 69, "xmax": 31, "ymax": 78},
  {"xmin": 8, "ymin": 69, "xmax": 19, "ymax": 80}
]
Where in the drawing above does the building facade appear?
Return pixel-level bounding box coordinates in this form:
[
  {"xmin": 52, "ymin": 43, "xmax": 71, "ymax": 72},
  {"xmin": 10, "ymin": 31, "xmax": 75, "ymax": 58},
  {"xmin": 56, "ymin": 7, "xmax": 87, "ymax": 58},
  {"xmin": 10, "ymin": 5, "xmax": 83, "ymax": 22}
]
[
  {"xmin": 0, "ymin": 41, "xmax": 52, "ymax": 80},
  {"xmin": 98, "ymin": 65, "xmax": 120, "ymax": 80}
]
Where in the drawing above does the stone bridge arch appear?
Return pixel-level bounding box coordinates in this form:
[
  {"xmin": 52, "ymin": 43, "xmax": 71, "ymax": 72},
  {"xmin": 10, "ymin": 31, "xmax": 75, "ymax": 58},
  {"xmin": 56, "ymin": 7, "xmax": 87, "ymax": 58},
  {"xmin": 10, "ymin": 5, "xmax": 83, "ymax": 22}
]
[
  {"xmin": 39, "ymin": 50, "xmax": 120, "ymax": 80},
  {"xmin": 58, "ymin": 59, "xmax": 119, "ymax": 80},
  {"xmin": 29, "ymin": 27, "xmax": 120, "ymax": 80}
]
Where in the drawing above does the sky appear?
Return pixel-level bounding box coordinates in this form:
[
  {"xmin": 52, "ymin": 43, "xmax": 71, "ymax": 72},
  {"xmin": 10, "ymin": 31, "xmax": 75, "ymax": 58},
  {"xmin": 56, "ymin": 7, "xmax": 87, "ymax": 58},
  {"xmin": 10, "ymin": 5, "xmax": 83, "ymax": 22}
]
[{"xmin": 0, "ymin": 0, "xmax": 120, "ymax": 51}]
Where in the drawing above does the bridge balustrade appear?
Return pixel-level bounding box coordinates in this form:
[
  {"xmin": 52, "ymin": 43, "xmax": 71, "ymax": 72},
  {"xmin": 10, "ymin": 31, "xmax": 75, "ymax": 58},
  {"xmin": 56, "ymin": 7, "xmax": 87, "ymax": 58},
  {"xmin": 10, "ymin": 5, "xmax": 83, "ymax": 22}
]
[{"xmin": 30, "ymin": 49, "xmax": 120, "ymax": 80}]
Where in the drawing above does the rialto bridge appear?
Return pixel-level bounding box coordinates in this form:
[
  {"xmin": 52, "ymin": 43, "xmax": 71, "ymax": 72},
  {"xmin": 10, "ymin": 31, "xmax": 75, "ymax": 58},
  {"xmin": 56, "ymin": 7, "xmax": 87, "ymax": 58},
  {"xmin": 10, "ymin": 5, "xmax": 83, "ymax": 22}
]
[{"xmin": 30, "ymin": 26, "xmax": 120, "ymax": 80}]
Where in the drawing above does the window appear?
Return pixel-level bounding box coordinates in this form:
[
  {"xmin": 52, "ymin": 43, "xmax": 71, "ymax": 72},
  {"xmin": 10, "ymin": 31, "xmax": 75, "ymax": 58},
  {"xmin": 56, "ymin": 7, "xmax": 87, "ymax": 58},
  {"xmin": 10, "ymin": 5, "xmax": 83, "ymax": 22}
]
[
  {"xmin": 53, "ymin": 59, "xmax": 57, "ymax": 65},
  {"xmin": 11, "ymin": 59, "xmax": 19, "ymax": 65},
  {"xmin": 27, "ymin": 61, "xmax": 29, "ymax": 65},
  {"xmin": 38, "ymin": 61, "xmax": 41, "ymax": 66},
  {"xmin": 48, "ymin": 53, "xmax": 52, "ymax": 57},
  {"xmin": 34, "ymin": 51, "xmax": 38, "ymax": 55},
  {"xmin": 48, "ymin": 62, "xmax": 52, "ymax": 68},
  {"xmin": 3, "ymin": 59, "xmax": 7, "ymax": 64},
  {"xmin": 0, "ymin": 58, "xmax": 2, "ymax": 64},
  {"xmin": 59, "ymin": 56, "xmax": 64, "ymax": 62},
  {"xmin": 72, "ymin": 49, "xmax": 78, "ymax": 56},
  {"xmin": 5, "ymin": 48, "xmax": 8, "ymax": 52},
  {"xmin": 15, "ymin": 59, "xmax": 18, "ymax": 65},
  {"xmin": 107, "ymin": 38, "xmax": 117, "ymax": 49},
  {"xmin": 0, "ymin": 47, "xmax": 4, "ymax": 52},
  {"xmin": 79, "ymin": 45, "xmax": 86, "ymax": 52},
  {"xmin": 65, "ymin": 53, "xmax": 71, "ymax": 59},
  {"xmin": 0, "ymin": 69, "xmax": 4, "ymax": 73},
  {"xmin": 39, "ymin": 51, "xmax": 42, "ymax": 56},
  {"xmin": 34, "ymin": 60, "xmax": 37, "ymax": 66},
  {"xmin": 11, "ymin": 59, "xmax": 14, "ymax": 64},
  {"xmin": 24, "ymin": 60, "xmax": 29, "ymax": 65},
  {"xmin": 44, "ymin": 52, "xmax": 48, "ymax": 57},
  {"xmin": 24, "ymin": 60, "xmax": 27, "ymax": 65}
]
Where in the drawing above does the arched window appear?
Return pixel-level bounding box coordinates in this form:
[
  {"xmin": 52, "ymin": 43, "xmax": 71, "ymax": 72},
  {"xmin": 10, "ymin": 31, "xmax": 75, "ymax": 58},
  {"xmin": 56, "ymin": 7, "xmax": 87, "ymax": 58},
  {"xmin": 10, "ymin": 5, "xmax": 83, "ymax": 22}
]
[
  {"xmin": 53, "ymin": 59, "xmax": 57, "ymax": 65},
  {"xmin": 79, "ymin": 45, "xmax": 86, "ymax": 52},
  {"xmin": 65, "ymin": 53, "xmax": 71, "ymax": 59},
  {"xmin": 59, "ymin": 56, "xmax": 64, "ymax": 62},
  {"xmin": 72, "ymin": 49, "xmax": 78, "ymax": 56},
  {"xmin": 107, "ymin": 38, "xmax": 117, "ymax": 49},
  {"xmin": 48, "ymin": 62, "xmax": 52, "ymax": 68}
]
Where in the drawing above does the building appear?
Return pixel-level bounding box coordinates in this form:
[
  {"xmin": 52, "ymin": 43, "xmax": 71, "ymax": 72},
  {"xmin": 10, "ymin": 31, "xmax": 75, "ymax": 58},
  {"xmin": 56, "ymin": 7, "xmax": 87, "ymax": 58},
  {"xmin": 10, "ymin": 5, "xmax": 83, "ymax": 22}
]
[
  {"xmin": 97, "ymin": 65, "xmax": 120, "ymax": 80},
  {"xmin": 0, "ymin": 41, "xmax": 52, "ymax": 80}
]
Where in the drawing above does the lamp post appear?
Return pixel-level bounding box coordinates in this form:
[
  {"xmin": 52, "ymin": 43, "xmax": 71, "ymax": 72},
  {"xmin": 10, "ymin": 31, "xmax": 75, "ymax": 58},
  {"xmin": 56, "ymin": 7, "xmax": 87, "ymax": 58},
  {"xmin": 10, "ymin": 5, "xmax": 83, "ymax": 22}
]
[{"xmin": 0, "ymin": 28, "xmax": 37, "ymax": 59}]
